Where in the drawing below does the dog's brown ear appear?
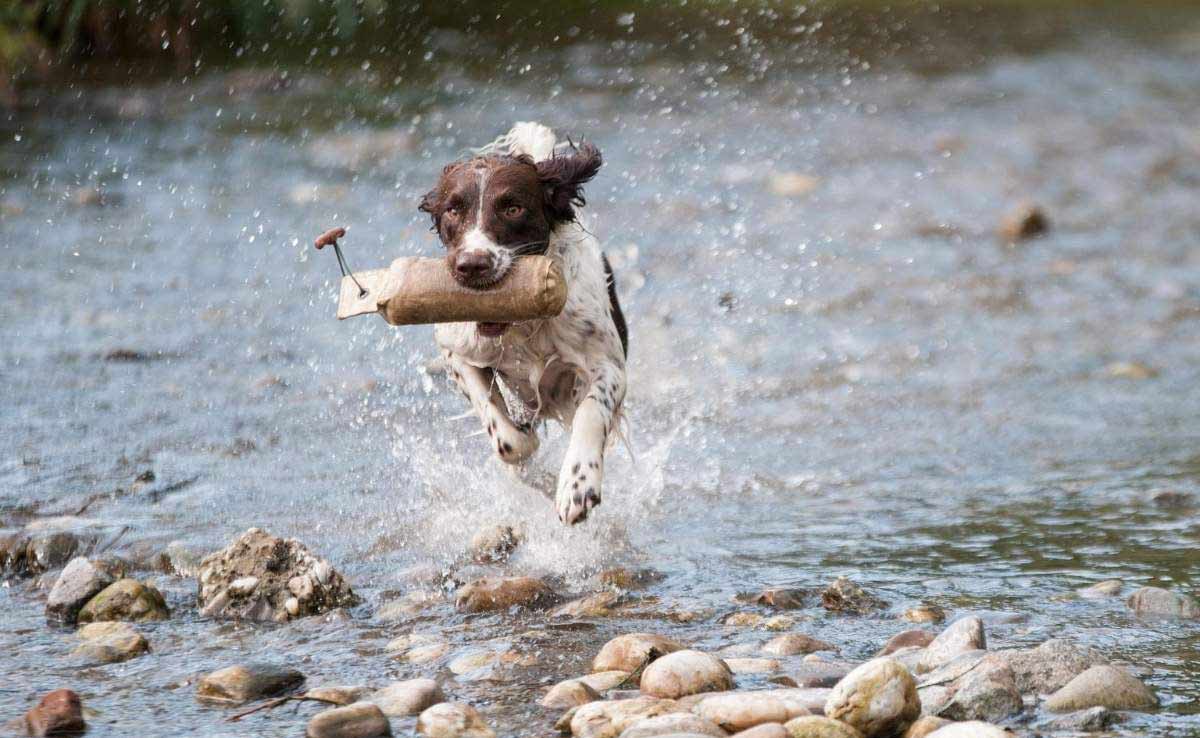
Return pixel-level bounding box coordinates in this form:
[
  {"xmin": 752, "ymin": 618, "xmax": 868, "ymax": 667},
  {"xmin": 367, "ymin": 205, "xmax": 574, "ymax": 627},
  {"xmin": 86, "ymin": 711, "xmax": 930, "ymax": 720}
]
[
  {"xmin": 419, "ymin": 161, "xmax": 465, "ymax": 229},
  {"xmin": 536, "ymin": 142, "xmax": 602, "ymax": 224}
]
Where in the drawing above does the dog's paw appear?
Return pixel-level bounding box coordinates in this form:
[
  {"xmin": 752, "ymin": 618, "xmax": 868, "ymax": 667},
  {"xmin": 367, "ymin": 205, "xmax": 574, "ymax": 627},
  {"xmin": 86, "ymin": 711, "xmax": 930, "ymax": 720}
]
[
  {"xmin": 490, "ymin": 419, "xmax": 538, "ymax": 465},
  {"xmin": 555, "ymin": 455, "xmax": 603, "ymax": 525}
]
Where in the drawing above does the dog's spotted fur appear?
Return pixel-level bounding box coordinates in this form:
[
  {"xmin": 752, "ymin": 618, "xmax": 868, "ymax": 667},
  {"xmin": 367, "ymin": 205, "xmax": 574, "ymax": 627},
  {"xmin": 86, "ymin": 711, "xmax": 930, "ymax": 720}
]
[{"xmin": 420, "ymin": 124, "xmax": 627, "ymax": 525}]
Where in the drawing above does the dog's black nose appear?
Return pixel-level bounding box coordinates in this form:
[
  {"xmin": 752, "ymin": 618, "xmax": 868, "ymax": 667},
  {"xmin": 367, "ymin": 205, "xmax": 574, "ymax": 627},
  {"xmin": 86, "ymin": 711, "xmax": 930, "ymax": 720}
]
[{"xmin": 455, "ymin": 251, "xmax": 494, "ymax": 282}]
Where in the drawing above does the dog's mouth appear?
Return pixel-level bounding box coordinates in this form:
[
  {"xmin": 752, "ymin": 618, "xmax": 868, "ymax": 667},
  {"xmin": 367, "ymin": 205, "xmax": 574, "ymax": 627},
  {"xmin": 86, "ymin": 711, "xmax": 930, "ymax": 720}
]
[{"xmin": 477, "ymin": 322, "xmax": 509, "ymax": 338}]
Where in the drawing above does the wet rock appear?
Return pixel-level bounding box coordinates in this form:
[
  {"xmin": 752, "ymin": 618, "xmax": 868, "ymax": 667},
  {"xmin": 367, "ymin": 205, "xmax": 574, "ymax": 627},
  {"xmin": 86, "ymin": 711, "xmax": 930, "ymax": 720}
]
[
  {"xmin": 821, "ymin": 578, "xmax": 886, "ymax": 615},
  {"xmin": 824, "ymin": 658, "xmax": 920, "ymax": 738},
  {"xmin": 469, "ymin": 524, "xmax": 521, "ymax": 563},
  {"xmin": 692, "ymin": 690, "xmax": 825, "ymax": 732},
  {"xmin": 571, "ymin": 697, "xmax": 680, "ymax": 738},
  {"xmin": 902, "ymin": 606, "xmax": 945, "ymax": 625},
  {"xmin": 991, "ymin": 639, "xmax": 1107, "ymax": 694},
  {"xmin": 403, "ymin": 642, "xmax": 452, "ymax": 665},
  {"xmin": 763, "ymin": 634, "xmax": 837, "ymax": 657},
  {"xmin": 768, "ymin": 173, "xmax": 820, "ymax": 198},
  {"xmin": 997, "ymin": 202, "xmax": 1048, "ymax": 241},
  {"xmin": 24, "ymin": 689, "xmax": 85, "ymax": 737},
  {"xmin": 1126, "ymin": 586, "xmax": 1200, "ymax": 618},
  {"xmin": 1040, "ymin": 705, "xmax": 1114, "ymax": 731},
  {"xmin": 307, "ymin": 702, "xmax": 392, "ymax": 738},
  {"xmin": 543, "ymin": 679, "xmax": 601, "ymax": 709},
  {"xmin": 764, "ymin": 616, "xmax": 796, "ymax": 631},
  {"xmin": 1151, "ymin": 490, "xmax": 1192, "ymax": 509},
  {"xmin": 887, "ymin": 648, "xmax": 926, "ymax": 674},
  {"xmin": 599, "ymin": 567, "xmax": 664, "ymax": 590},
  {"xmin": 938, "ymin": 657, "xmax": 1021, "ymax": 722},
  {"xmin": 750, "ymin": 588, "xmax": 811, "ymax": 610},
  {"xmin": 1077, "ymin": 580, "xmax": 1123, "ymax": 599},
  {"xmin": 594, "ymin": 634, "xmax": 685, "ymax": 673},
  {"xmin": 725, "ymin": 658, "xmax": 782, "ymax": 675},
  {"xmin": 617, "ymin": 712, "xmax": 726, "ymax": 737},
  {"xmin": 160, "ymin": 541, "xmax": 206, "ymax": 577},
  {"xmin": 198, "ymin": 528, "xmax": 360, "ymax": 622},
  {"xmin": 784, "ymin": 715, "xmax": 865, "ymax": 738},
  {"xmin": 417, "ymin": 702, "xmax": 494, "ymax": 738},
  {"xmin": 791, "ymin": 662, "xmax": 855, "ymax": 689},
  {"xmin": 726, "ymin": 612, "xmax": 766, "ymax": 627},
  {"xmin": 924, "ymin": 722, "xmax": 1009, "ymax": 738},
  {"xmin": 454, "ymin": 576, "xmax": 555, "ymax": 613},
  {"xmin": 901, "ymin": 717, "xmax": 950, "ymax": 738},
  {"xmin": 377, "ymin": 591, "xmax": 443, "ymax": 621},
  {"xmin": 308, "ymin": 686, "xmax": 371, "ymax": 706},
  {"xmin": 641, "ymin": 650, "xmax": 735, "ymax": 699},
  {"xmin": 733, "ymin": 725, "xmax": 789, "ymax": 738},
  {"xmin": 554, "ymin": 591, "xmax": 621, "ymax": 618},
  {"xmin": 583, "ymin": 671, "xmax": 636, "ymax": 692},
  {"xmin": 1044, "ymin": 665, "xmax": 1157, "ymax": 712},
  {"xmin": 3, "ymin": 531, "xmax": 89, "ymax": 578},
  {"xmin": 72, "ymin": 621, "xmax": 149, "ymax": 664},
  {"xmin": 46, "ymin": 557, "xmax": 117, "ymax": 624},
  {"xmin": 917, "ymin": 618, "xmax": 985, "ymax": 674},
  {"xmin": 78, "ymin": 578, "xmax": 169, "ymax": 623},
  {"xmin": 878, "ymin": 631, "xmax": 935, "ymax": 657},
  {"xmin": 196, "ymin": 663, "xmax": 305, "ymax": 705},
  {"xmin": 369, "ymin": 678, "xmax": 444, "ymax": 717}
]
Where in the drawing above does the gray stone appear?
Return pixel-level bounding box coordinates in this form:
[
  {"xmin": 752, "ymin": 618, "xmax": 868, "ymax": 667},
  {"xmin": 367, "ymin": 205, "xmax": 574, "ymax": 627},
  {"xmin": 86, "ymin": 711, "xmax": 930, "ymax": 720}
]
[
  {"xmin": 1044, "ymin": 665, "xmax": 1157, "ymax": 712},
  {"xmin": 72, "ymin": 621, "xmax": 149, "ymax": 664},
  {"xmin": 938, "ymin": 657, "xmax": 1022, "ymax": 722},
  {"xmin": 1076, "ymin": 580, "xmax": 1122, "ymax": 599},
  {"xmin": 825, "ymin": 659, "xmax": 919, "ymax": 737},
  {"xmin": 640, "ymin": 650, "xmax": 735, "ymax": 699},
  {"xmin": 306, "ymin": 702, "xmax": 392, "ymax": 738},
  {"xmin": 571, "ymin": 697, "xmax": 681, "ymax": 738},
  {"xmin": 617, "ymin": 712, "xmax": 726, "ymax": 737},
  {"xmin": 46, "ymin": 557, "xmax": 116, "ymax": 624},
  {"xmin": 821, "ymin": 577, "xmax": 887, "ymax": 615},
  {"xmin": 917, "ymin": 618, "xmax": 985, "ymax": 674},
  {"xmin": 196, "ymin": 663, "xmax": 305, "ymax": 704},
  {"xmin": 991, "ymin": 639, "xmax": 1107, "ymax": 694},
  {"xmin": 692, "ymin": 689, "xmax": 828, "ymax": 733},
  {"xmin": 1039, "ymin": 706, "xmax": 1115, "ymax": 732},
  {"xmin": 1126, "ymin": 586, "xmax": 1200, "ymax": 618},
  {"xmin": 369, "ymin": 678, "xmax": 444, "ymax": 717},
  {"xmin": 78, "ymin": 578, "xmax": 169, "ymax": 622}
]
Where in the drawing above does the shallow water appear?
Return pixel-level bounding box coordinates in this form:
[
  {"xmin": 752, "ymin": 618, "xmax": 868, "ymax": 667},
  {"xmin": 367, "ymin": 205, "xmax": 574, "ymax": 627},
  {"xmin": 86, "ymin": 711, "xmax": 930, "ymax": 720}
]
[{"xmin": 2, "ymin": 2, "xmax": 1200, "ymax": 735}]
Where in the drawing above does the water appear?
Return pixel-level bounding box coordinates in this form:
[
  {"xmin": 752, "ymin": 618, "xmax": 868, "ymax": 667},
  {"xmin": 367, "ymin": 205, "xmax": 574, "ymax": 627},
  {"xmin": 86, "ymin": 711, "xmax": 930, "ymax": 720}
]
[{"xmin": 2, "ymin": 2, "xmax": 1200, "ymax": 735}]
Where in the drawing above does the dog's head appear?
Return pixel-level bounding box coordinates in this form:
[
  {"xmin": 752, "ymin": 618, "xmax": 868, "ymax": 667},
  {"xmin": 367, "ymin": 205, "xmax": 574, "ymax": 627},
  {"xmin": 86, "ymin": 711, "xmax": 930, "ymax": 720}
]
[{"xmin": 418, "ymin": 143, "xmax": 602, "ymax": 290}]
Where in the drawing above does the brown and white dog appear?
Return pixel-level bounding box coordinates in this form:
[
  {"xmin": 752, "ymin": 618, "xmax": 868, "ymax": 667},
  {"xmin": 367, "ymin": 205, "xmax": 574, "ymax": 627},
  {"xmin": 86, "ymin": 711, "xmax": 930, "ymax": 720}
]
[{"xmin": 419, "ymin": 123, "xmax": 628, "ymax": 525}]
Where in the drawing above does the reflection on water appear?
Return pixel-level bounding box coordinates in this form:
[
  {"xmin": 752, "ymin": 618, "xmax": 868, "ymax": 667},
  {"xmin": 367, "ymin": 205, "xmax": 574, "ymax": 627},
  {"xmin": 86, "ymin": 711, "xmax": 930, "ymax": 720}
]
[{"xmin": 2, "ymin": 1, "xmax": 1199, "ymax": 735}]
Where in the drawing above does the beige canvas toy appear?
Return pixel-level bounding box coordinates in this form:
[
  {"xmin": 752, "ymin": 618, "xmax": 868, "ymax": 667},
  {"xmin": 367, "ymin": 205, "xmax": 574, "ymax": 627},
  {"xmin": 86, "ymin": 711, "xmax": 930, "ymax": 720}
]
[{"xmin": 315, "ymin": 227, "xmax": 567, "ymax": 325}]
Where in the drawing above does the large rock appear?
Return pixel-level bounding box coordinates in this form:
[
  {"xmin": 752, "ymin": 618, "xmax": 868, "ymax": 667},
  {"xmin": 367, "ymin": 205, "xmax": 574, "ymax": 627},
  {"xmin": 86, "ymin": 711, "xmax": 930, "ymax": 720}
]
[
  {"xmin": 821, "ymin": 578, "xmax": 886, "ymax": 615},
  {"xmin": 1039, "ymin": 706, "xmax": 1115, "ymax": 732},
  {"xmin": 751, "ymin": 588, "xmax": 811, "ymax": 610},
  {"xmin": 307, "ymin": 702, "xmax": 392, "ymax": 738},
  {"xmin": 763, "ymin": 634, "xmax": 836, "ymax": 657},
  {"xmin": 924, "ymin": 722, "xmax": 1009, "ymax": 738},
  {"xmin": 468, "ymin": 524, "xmax": 521, "ymax": 563},
  {"xmin": 554, "ymin": 591, "xmax": 622, "ymax": 619},
  {"xmin": 725, "ymin": 658, "xmax": 782, "ymax": 676},
  {"xmin": 917, "ymin": 618, "xmax": 985, "ymax": 674},
  {"xmin": 732, "ymin": 725, "xmax": 789, "ymax": 738},
  {"xmin": 824, "ymin": 658, "xmax": 920, "ymax": 738},
  {"xmin": 900, "ymin": 717, "xmax": 949, "ymax": 738},
  {"xmin": 198, "ymin": 528, "xmax": 360, "ymax": 622},
  {"xmin": 454, "ymin": 576, "xmax": 555, "ymax": 613},
  {"xmin": 937, "ymin": 657, "xmax": 1021, "ymax": 722},
  {"xmin": 417, "ymin": 702, "xmax": 495, "ymax": 738},
  {"xmin": 692, "ymin": 690, "xmax": 824, "ymax": 732},
  {"xmin": 72, "ymin": 621, "xmax": 149, "ymax": 664},
  {"xmin": 616, "ymin": 712, "xmax": 726, "ymax": 737},
  {"xmin": 1076, "ymin": 580, "xmax": 1122, "ymax": 599},
  {"xmin": 24, "ymin": 690, "xmax": 85, "ymax": 736},
  {"xmin": 990, "ymin": 639, "xmax": 1107, "ymax": 694},
  {"xmin": 77, "ymin": 578, "xmax": 169, "ymax": 623},
  {"xmin": 570, "ymin": 697, "xmax": 681, "ymax": 738},
  {"xmin": 1126, "ymin": 586, "xmax": 1200, "ymax": 618},
  {"xmin": 641, "ymin": 650, "xmax": 735, "ymax": 699},
  {"xmin": 784, "ymin": 715, "xmax": 865, "ymax": 738},
  {"xmin": 878, "ymin": 631, "xmax": 934, "ymax": 657},
  {"xmin": 1044, "ymin": 665, "xmax": 1157, "ymax": 712},
  {"xmin": 594, "ymin": 634, "xmax": 685, "ymax": 673},
  {"xmin": 2, "ymin": 531, "xmax": 91, "ymax": 578},
  {"xmin": 196, "ymin": 663, "xmax": 305, "ymax": 704},
  {"xmin": 369, "ymin": 678, "xmax": 445, "ymax": 717},
  {"xmin": 45, "ymin": 557, "xmax": 117, "ymax": 624},
  {"xmin": 543, "ymin": 679, "xmax": 602, "ymax": 709}
]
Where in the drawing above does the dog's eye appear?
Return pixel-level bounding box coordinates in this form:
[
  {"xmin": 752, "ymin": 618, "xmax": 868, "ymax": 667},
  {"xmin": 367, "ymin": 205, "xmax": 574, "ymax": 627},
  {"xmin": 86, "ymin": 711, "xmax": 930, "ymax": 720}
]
[
  {"xmin": 503, "ymin": 205, "xmax": 525, "ymax": 218},
  {"xmin": 445, "ymin": 206, "xmax": 461, "ymax": 217}
]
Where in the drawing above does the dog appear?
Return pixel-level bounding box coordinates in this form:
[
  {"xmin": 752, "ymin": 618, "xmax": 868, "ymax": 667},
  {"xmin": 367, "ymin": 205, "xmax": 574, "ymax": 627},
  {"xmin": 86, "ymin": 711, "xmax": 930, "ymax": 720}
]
[{"xmin": 418, "ymin": 123, "xmax": 628, "ymax": 525}]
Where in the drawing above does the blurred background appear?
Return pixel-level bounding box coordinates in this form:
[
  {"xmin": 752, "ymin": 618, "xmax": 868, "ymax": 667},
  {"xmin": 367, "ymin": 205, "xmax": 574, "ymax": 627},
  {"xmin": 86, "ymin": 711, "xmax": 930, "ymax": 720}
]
[{"xmin": 2, "ymin": 1, "xmax": 1199, "ymax": 736}]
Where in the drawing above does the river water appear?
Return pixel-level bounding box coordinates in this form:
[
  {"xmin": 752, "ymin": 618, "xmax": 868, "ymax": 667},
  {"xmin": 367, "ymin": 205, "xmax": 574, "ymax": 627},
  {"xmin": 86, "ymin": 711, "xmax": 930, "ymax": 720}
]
[{"xmin": 2, "ymin": 2, "xmax": 1199, "ymax": 735}]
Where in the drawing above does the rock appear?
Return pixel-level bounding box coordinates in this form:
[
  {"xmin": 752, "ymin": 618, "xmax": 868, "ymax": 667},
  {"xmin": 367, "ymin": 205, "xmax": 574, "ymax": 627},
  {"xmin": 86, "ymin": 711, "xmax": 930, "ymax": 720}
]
[
  {"xmin": 583, "ymin": 671, "xmax": 636, "ymax": 692},
  {"xmin": 1103, "ymin": 361, "xmax": 1157, "ymax": 380},
  {"xmin": 1077, "ymin": 580, "xmax": 1123, "ymax": 598},
  {"xmin": 1044, "ymin": 665, "xmax": 1157, "ymax": 712},
  {"xmin": 469, "ymin": 524, "xmax": 521, "ymax": 563},
  {"xmin": 307, "ymin": 702, "xmax": 392, "ymax": 738},
  {"xmin": 924, "ymin": 722, "xmax": 1009, "ymax": 738},
  {"xmin": 554, "ymin": 591, "xmax": 621, "ymax": 618},
  {"xmin": 791, "ymin": 662, "xmax": 854, "ymax": 689},
  {"xmin": 821, "ymin": 578, "xmax": 886, "ymax": 615},
  {"xmin": 543, "ymin": 679, "xmax": 602, "ymax": 709},
  {"xmin": 308, "ymin": 686, "xmax": 371, "ymax": 706},
  {"xmin": 991, "ymin": 639, "xmax": 1107, "ymax": 694},
  {"xmin": 938, "ymin": 657, "xmax": 1021, "ymax": 722},
  {"xmin": 570, "ymin": 697, "xmax": 681, "ymax": 738},
  {"xmin": 641, "ymin": 650, "xmax": 735, "ymax": 699},
  {"xmin": 370, "ymin": 678, "xmax": 445, "ymax": 717},
  {"xmin": 404, "ymin": 642, "xmax": 452, "ymax": 665},
  {"xmin": 24, "ymin": 689, "xmax": 85, "ymax": 736},
  {"xmin": 617, "ymin": 712, "xmax": 726, "ymax": 737},
  {"xmin": 692, "ymin": 690, "xmax": 825, "ymax": 732},
  {"xmin": 902, "ymin": 606, "xmax": 945, "ymax": 625},
  {"xmin": 72, "ymin": 621, "xmax": 149, "ymax": 664},
  {"xmin": 599, "ymin": 567, "xmax": 664, "ymax": 590},
  {"xmin": 726, "ymin": 612, "xmax": 766, "ymax": 627},
  {"xmin": 1151, "ymin": 490, "xmax": 1192, "ymax": 509},
  {"xmin": 417, "ymin": 702, "xmax": 494, "ymax": 738},
  {"xmin": 901, "ymin": 717, "xmax": 950, "ymax": 738},
  {"xmin": 198, "ymin": 528, "xmax": 360, "ymax": 622},
  {"xmin": 46, "ymin": 557, "xmax": 117, "ymax": 624},
  {"xmin": 768, "ymin": 173, "xmax": 819, "ymax": 198},
  {"xmin": 2, "ymin": 531, "xmax": 90, "ymax": 578},
  {"xmin": 917, "ymin": 618, "xmax": 985, "ymax": 674},
  {"xmin": 764, "ymin": 616, "xmax": 795, "ymax": 631},
  {"xmin": 1126, "ymin": 586, "xmax": 1200, "ymax": 618},
  {"xmin": 595, "ymin": 634, "xmax": 685, "ymax": 673},
  {"xmin": 750, "ymin": 588, "xmax": 811, "ymax": 610},
  {"xmin": 763, "ymin": 634, "xmax": 837, "ymax": 657},
  {"xmin": 77, "ymin": 578, "xmax": 169, "ymax": 622},
  {"xmin": 784, "ymin": 715, "xmax": 865, "ymax": 738},
  {"xmin": 1039, "ymin": 706, "xmax": 1115, "ymax": 731},
  {"xmin": 196, "ymin": 663, "xmax": 305, "ymax": 704},
  {"xmin": 454, "ymin": 576, "xmax": 555, "ymax": 612},
  {"xmin": 725, "ymin": 658, "xmax": 782, "ymax": 675},
  {"xmin": 733, "ymin": 725, "xmax": 790, "ymax": 738},
  {"xmin": 997, "ymin": 202, "xmax": 1049, "ymax": 241},
  {"xmin": 878, "ymin": 631, "xmax": 934, "ymax": 657},
  {"xmin": 824, "ymin": 658, "xmax": 920, "ymax": 738}
]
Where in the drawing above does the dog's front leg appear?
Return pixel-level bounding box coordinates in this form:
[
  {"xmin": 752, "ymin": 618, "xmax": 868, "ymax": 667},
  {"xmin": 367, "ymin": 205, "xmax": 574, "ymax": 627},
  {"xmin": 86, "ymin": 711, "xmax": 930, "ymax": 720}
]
[
  {"xmin": 445, "ymin": 353, "xmax": 539, "ymax": 464},
  {"xmin": 556, "ymin": 362, "xmax": 625, "ymax": 525}
]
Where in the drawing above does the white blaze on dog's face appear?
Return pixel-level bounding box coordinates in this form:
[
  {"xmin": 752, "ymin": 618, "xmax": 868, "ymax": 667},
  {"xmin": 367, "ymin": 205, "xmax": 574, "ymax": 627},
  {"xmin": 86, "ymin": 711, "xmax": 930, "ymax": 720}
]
[{"xmin": 419, "ymin": 146, "xmax": 602, "ymax": 336}]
